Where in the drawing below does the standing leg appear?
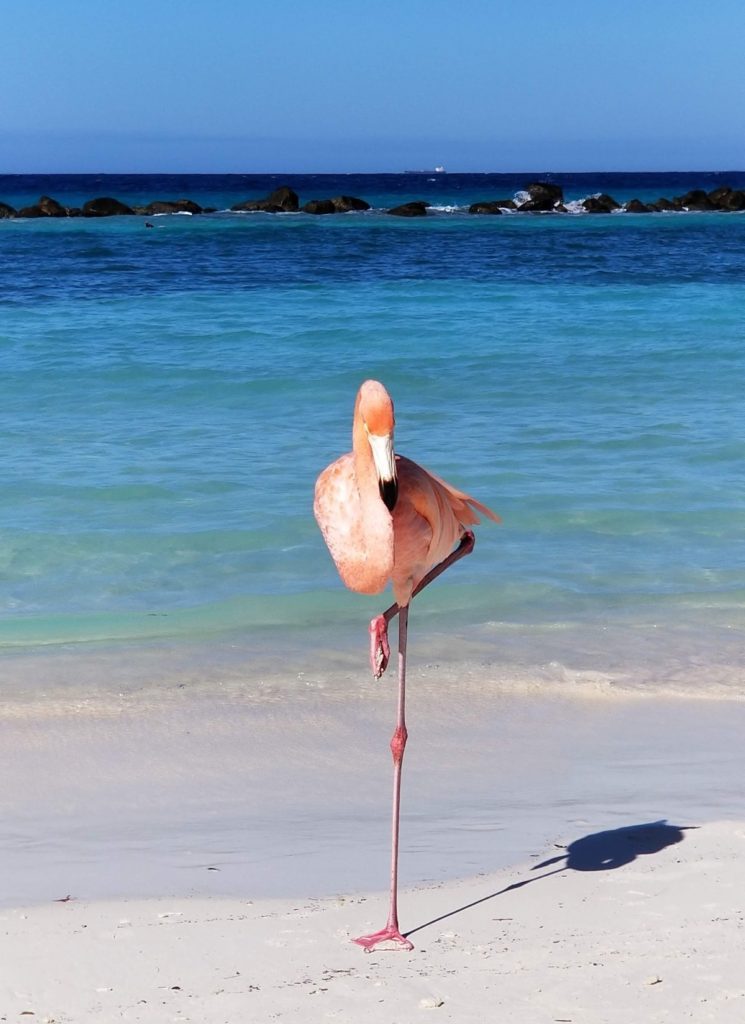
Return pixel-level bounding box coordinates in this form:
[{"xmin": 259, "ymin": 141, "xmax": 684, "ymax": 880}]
[
  {"xmin": 370, "ymin": 530, "xmax": 475, "ymax": 678},
  {"xmin": 353, "ymin": 605, "xmax": 414, "ymax": 952}
]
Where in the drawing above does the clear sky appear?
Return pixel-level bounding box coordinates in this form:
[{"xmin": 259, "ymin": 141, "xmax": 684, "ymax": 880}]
[{"xmin": 2, "ymin": 0, "xmax": 744, "ymax": 172}]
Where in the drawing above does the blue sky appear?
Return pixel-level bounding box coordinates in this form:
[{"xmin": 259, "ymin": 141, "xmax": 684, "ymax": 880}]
[{"xmin": 2, "ymin": 0, "xmax": 744, "ymax": 172}]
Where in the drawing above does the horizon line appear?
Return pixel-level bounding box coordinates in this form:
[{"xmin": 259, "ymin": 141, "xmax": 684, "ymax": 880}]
[{"xmin": 2, "ymin": 168, "xmax": 745, "ymax": 176}]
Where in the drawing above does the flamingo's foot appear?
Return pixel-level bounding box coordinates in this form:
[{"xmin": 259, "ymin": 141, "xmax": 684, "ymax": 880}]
[
  {"xmin": 353, "ymin": 924, "xmax": 414, "ymax": 952},
  {"xmin": 369, "ymin": 614, "xmax": 391, "ymax": 679}
]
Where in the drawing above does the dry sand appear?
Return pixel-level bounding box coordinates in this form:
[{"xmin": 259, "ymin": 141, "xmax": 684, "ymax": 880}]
[{"xmin": 2, "ymin": 820, "xmax": 745, "ymax": 1022}]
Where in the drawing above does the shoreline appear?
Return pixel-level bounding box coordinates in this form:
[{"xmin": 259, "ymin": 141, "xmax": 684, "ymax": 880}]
[{"xmin": 2, "ymin": 604, "xmax": 744, "ymax": 716}]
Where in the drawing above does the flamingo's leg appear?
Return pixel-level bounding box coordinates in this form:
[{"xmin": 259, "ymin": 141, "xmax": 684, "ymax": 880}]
[
  {"xmin": 369, "ymin": 530, "xmax": 475, "ymax": 678},
  {"xmin": 354, "ymin": 605, "xmax": 414, "ymax": 952}
]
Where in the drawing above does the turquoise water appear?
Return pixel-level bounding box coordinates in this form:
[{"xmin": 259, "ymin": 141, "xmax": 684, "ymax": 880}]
[{"xmin": 1, "ymin": 174, "xmax": 744, "ymax": 695}]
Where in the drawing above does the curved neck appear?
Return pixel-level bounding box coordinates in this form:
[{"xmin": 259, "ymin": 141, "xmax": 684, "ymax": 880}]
[{"xmin": 353, "ymin": 398, "xmax": 394, "ymax": 578}]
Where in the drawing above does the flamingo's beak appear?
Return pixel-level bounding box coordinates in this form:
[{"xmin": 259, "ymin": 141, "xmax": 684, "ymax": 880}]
[{"xmin": 368, "ymin": 432, "xmax": 398, "ymax": 511}]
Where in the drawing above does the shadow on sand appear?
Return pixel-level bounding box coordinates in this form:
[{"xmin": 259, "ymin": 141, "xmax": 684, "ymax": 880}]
[{"xmin": 405, "ymin": 819, "xmax": 691, "ymax": 940}]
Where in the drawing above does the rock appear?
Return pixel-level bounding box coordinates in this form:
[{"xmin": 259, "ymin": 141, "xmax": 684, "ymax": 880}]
[
  {"xmin": 708, "ymin": 186, "xmax": 745, "ymax": 211},
  {"xmin": 674, "ymin": 189, "xmax": 715, "ymax": 211},
  {"xmin": 232, "ymin": 185, "xmax": 299, "ymax": 213},
  {"xmin": 82, "ymin": 196, "xmax": 135, "ymax": 217},
  {"xmin": 650, "ymin": 197, "xmax": 678, "ymax": 211},
  {"xmin": 519, "ymin": 181, "xmax": 564, "ymax": 211},
  {"xmin": 67, "ymin": 207, "xmax": 83, "ymax": 217},
  {"xmin": 624, "ymin": 198, "xmax": 653, "ymax": 213},
  {"xmin": 302, "ymin": 199, "xmax": 337, "ymax": 215},
  {"xmin": 518, "ymin": 198, "xmax": 554, "ymax": 212},
  {"xmin": 38, "ymin": 195, "xmax": 68, "ymax": 217},
  {"xmin": 140, "ymin": 199, "xmax": 203, "ymax": 215},
  {"xmin": 265, "ymin": 186, "xmax": 299, "ymax": 211},
  {"xmin": 468, "ymin": 201, "xmax": 503, "ymax": 215},
  {"xmin": 582, "ymin": 193, "xmax": 621, "ymax": 213},
  {"xmin": 0, "ymin": 201, "xmax": 16, "ymax": 218},
  {"xmin": 17, "ymin": 196, "xmax": 69, "ymax": 218},
  {"xmin": 527, "ymin": 181, "xmax": 564, "ymax": 202},
  {"xmin": 235, "ymin": 201, "xmax": 284, "ymax": 213},
  {"xmin": 387, "ymin": 201, "xmax": 429, "ymax": 217},
  {"xmin": 330, "ymin": 195, "xmax": 370, "ymax": 212}
]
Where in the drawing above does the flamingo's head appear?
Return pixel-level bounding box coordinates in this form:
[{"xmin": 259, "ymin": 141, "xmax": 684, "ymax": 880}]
[{"xmin": 358, "ymin": 380, "xmax": 398, "ymax": 512}]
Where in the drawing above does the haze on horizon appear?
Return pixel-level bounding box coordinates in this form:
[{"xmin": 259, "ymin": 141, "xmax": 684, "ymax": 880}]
[{"xmin": 2, "ymin": 0, "xmax": 743, "ymax": 174}]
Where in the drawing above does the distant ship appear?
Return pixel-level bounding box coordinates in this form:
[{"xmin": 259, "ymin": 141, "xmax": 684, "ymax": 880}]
[{"xmin": 404, "ymin": 166, "xmax": 446, "ymax": 174}]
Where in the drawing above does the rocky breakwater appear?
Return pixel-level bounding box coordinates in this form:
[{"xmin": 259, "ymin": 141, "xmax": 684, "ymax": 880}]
[
  {"xmin": 0, "ymin": 195, "xmax": 207, "ymax": 218},
  {"xmin": 231, "ymin": 187, "xmax": 370, "ymax": 215},
  {"xmin": 468, "ymin": 181, "xmax": 745, "ymax": 215},
  {"xmin": 3, "ymin": 183, "xmax": 745, "ymax": 221}
]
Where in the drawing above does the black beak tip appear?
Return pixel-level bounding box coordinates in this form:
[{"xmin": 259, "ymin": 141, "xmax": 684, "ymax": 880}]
[{"xmin": 380, "ymin": 479, "xmax": 398, "ymax": 512}]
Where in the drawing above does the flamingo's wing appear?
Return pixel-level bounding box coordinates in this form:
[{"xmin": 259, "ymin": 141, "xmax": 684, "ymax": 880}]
[
  {"xmin": 392, "ymin": 455, "xmax": 498, "ymax": 605},
  {"xmin": 418, "ymin": 466, "xmax": 501, "ymax": 526}
]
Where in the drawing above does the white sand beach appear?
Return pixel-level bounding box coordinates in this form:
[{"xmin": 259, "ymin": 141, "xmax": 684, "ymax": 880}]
[
  {"xmin": 2, "ymin": 648, "xmax": 745, "ymax": 1021},
  {"xmin": 2, "ymin": 820, "xmax": 745, "ymax": 1022}
]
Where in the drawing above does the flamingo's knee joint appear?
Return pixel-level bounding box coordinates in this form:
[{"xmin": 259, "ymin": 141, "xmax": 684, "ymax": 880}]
[{"xmin": 390, "ymin": 725, "xmax": 408, "ymax": 763}]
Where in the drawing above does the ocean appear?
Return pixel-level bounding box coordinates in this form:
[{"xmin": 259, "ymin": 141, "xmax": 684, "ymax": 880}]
[{"xmin": 1, "ymin": 172, "xmax": 744, "ymax": 704}]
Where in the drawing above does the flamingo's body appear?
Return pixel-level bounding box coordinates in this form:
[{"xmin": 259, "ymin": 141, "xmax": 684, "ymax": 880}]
[{"xmin": 314, "ymin": 380, "xmax": 498, "ymax": 950}]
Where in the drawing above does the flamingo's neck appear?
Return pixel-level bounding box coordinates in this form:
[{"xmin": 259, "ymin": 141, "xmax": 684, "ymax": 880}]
[{"xmin": 353, "ymin": 400, "xmax": 394, "ymax": 582}]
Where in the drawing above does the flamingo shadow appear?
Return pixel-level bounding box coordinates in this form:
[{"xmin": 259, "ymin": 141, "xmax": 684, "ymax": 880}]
[{"xmin": 404, "ymin": 819, "xmax": 691, "ymax": 940}]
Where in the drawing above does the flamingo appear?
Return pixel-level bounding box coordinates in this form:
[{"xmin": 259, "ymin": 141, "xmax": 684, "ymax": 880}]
[{"xmin": 314, "ymin": 380, "xmax": 499, "ymax": 952}]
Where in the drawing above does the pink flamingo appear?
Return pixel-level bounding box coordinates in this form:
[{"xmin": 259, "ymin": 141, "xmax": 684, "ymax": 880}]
[{"xmin": 314, "ymin": 380, "xmax": 499, "ymax": 951}]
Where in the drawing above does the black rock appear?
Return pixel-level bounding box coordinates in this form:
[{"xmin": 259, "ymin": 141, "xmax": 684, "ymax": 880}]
[
  {"xmin": 519, "ymin": 181, "xmax": 564, "ymax": 211},
  {"xmin": 330, "ymin": 195, "xmax": 370, "ymax": 212},
  {"xmin": 708, "ymin": 187, "xmax": 745, "ymax": 211},
  {"xmin": 232, "ymin": 185, "xmax": 299, "ymax": 213},
  {"xmin": 527, "ymin": 181, "xmax": 564, "ymax": 202},
  {"xmin": 39, "ymin": 195, "xmax": 68, "ymax": 217},
  {"xmin": 0, "ymin": 201, "xmax": 17, "ymax": 218},
  {"xmin": 582, "ymin": 193, "xmax": 621, "ymax": 213},
  {"xmin": 266, "ymin": 186, "xmax": 299, "ymax": 211},
  {"xmin": 624, "ymin": 198, "xmax": 652, "ymax": 213},
  {"xmin": 82, "ymin": 196, "xmax": 135, "ymax": 217},
  {"xmin": 302, "ymin": 199, "xmax": 337, "ymax": 215},
  {"xmin": 468, "ymin": 201, "xmax": 503, "ymax": 215},
  {"xmin": 674, "ymin": 189, "xmax": 715, "ymax": 211},
  {"xmin": 387, "ymin": 201, "xmax": 429, "ymax": 217},
  {"xmin": 140, "ymin": 199, "xmax": 203, "ymax": 215},
  {"xmin": 650, "ymin": 197, "xmax": 678, "ymax": 211},
  {"xmin": 16, "ymin": 194, "xmax": 72, "ymax": 217}
]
